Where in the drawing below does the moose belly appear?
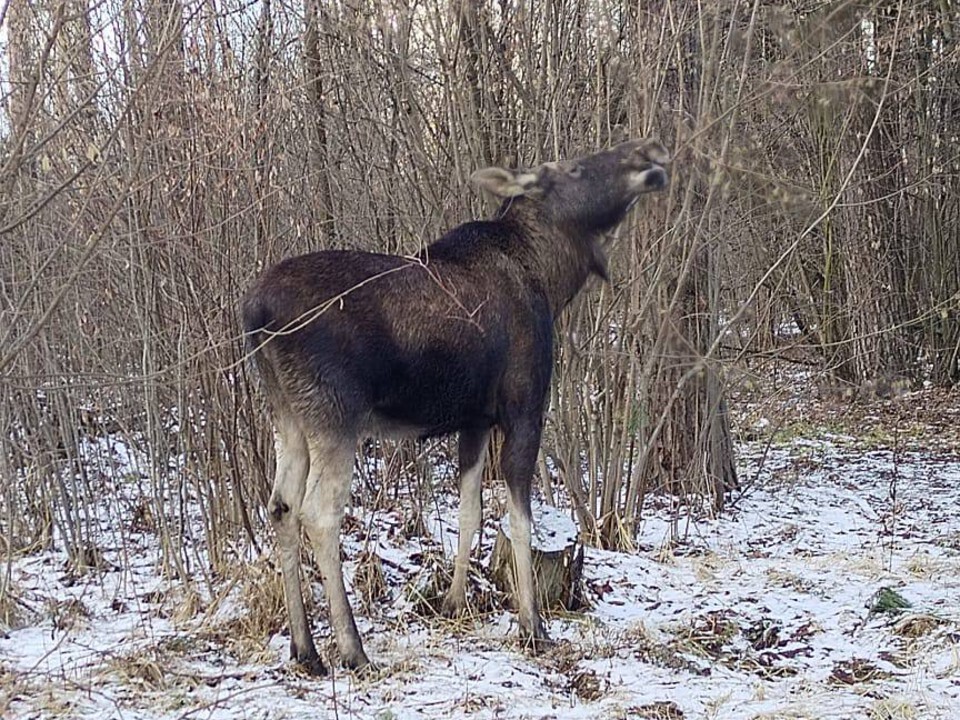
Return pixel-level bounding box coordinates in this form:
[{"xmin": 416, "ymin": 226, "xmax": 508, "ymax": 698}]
[{"xmin": 364, "ymin": 355, "xmax": 499, "ymax": 440}]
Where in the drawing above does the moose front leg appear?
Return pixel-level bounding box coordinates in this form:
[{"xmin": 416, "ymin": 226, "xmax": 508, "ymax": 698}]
[{"xmin": 500, "ymin": 419, "xmax": 550, "ymax": 648}]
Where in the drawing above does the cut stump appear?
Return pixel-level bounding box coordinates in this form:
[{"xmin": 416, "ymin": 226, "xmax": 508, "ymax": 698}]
[{"xmin": 490, "ymin": 504, "xmax": 583, "ymax": 611}]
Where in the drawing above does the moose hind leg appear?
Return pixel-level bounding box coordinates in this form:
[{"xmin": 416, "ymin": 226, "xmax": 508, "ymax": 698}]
[
  {"xmin": 269, "ymin": 420, "xmax": 326, "ymax": 675},
  {"xmin": 299, "ymin": 434, "xmax": 370, "ymax": 670},
  {"xmin": 442, "ymin": 429, "xmax": 490, "ymax": 617},
  {"xmin": 501, "ymin": 422, "xmax": 550, "ymax": 648}
]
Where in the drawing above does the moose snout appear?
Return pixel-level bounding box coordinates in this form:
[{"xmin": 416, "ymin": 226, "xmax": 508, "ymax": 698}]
[
  {"xmin": 643, "ymin": 165, "xmax": 668, "ymax": 190},
  {"xmin": 619, "ymin": 139, "xmax": 671, "ymax": 192}
]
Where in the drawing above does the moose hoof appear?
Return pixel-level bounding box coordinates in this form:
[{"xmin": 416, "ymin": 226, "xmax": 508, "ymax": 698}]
[
  {"xmin": 351, "ymin": 658, "xmax": 381, "ymax": 677},
  {"xmin": 341, "ymin": 648, "xmax": 372, "ymax": 672},
  {"xmin": 441, "ymin": 591, "xmax": 468, "ymax": 618},
  {"xmin": 520, "ymin": 620, "xmax": 553, "ymax": 655},
  {"xmin": 291, "ymin": 643, "xmax": 327, "ymax": 676}
]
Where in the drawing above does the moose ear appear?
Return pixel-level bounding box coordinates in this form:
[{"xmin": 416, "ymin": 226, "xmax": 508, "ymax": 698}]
[{"xmin": 471, "ymin": 167, "xmax": 541, "ymax": 198}]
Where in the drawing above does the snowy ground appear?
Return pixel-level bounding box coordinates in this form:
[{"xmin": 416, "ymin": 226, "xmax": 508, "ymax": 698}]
[{"xmin": 3, "ymin": 409, "xmax": 960, "ymax": 719}]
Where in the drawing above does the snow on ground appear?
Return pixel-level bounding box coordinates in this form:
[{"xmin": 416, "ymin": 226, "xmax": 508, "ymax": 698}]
[{"xmin": 2, "ymin": 432, "xmax": 960, "ymax": 719}]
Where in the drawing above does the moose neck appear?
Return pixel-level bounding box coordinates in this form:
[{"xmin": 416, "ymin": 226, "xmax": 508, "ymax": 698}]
[{"xmin": 501, "ymin": 203, "xmax": 608, "ymax": 317}]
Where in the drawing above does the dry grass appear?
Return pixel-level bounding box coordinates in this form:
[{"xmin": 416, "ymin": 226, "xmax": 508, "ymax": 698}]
[
  {"xmin": 0, "ymin": 664, "xmax": 27, "ymax": 718},
  {"xmin": 625, "ymin": 701, "xmax": 685, "ymax": 719},
  {"xmin": 829, "ymin": 658, "xmax": 891, "ymax": 685},
  {"xmin": 892, "ymin": 613, "xmax": 944, "ymax": 639},
  {"xmin": 869, "ymin": 699, "xmax": 918, "ymax": 720},
  {"xmin": 197, "ymin": 557, "xmax": 288, "ymax": 665},
  {"xmin": 670, "ymin": 611, "xmax": 740, "ymax": 661},
  {"xmin": 47, "ymin": 597, "xmax": 91, "ymax": 633},
  {"xmin": 0, "ymin": 585, "xmax": 28, "ymax": 633},
  {"xmin": 106, "ymin": 646, "xmax": 175, "ymax": 692},
  {"xmin": 903, "ymin": 553, "xmax": 956, "ymax": 579},
  {"xmin": 354, "ymin": 550, "xmax": 389, "ymax": 615},
  {"xmin": 617, "ymin": 622, "xmax": 706, "ymax": 676},
  {"xmin": 764, "ymin": 568, "xmax": 816, "ymax": 593},
  {"xmin": 403, "ymin": 551, "xmax": 503, "ymax": 625},
  {"xmin": 169, "ymin": 585, "xmax": 206, "ymax": 627},
  {"xmin": 100, "ymin": 637, "xmax": 235, "ymax": 715}
]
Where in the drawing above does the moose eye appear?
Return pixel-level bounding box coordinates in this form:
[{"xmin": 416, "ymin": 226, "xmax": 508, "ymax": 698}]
[{"xmin": 567, "ymin": 164, "xmax": 583, "ymax": 178}]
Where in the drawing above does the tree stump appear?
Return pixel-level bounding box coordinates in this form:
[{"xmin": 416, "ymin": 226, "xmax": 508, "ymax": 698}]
[{"xmin": 490, "ymin": 504, "xmax": 583, "ymax": 611}]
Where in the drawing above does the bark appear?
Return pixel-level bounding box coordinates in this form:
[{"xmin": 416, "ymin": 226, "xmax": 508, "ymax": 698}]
[
  {"xmin": 490, "ymin": 505, "xmax": 583, "ymax": 612},
  {"xmin": 303, "ymin": 0, "xmax": 337, "ymax": 244}
]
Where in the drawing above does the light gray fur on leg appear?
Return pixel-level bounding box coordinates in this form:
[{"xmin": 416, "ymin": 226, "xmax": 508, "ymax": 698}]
[
  {"xmin": 442, "ymin": 430, "xmax": 490, "ymax": 616},
  {"xmin": 500, "ymin": 421, "xmax": 550, "ymax": 648},
  {"xmin": 269, "ymin": 420, "xmax": 326, "ymax": 675},
  {"xmin": 506, "ymin": 490, "xmax": 546, "ymax": 643},
  {"xmin": 299, "ymin": 434, "xmax": 370, "ymax": 671}
]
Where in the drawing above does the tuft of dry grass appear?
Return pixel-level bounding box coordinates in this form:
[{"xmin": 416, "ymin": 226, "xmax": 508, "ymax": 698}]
[
  {"xmin": 107, "ymin": 649, "xmax": 170, "ymax": 691},
  {"xmin": 869, "ymin": 698, "xmax": 918, "ymax": 720},
  {"xmin": 0, "ymin": 663, "xmax": 27, "ymax": 718},
  {"xmin": 198, "ymin": 557, "xmax": 288, "ymax": 664},
  {"xmin": 891, "ymin": 613, "xmax": 944, "ymax": 639},
  {"xmin": 618, "ymin": 623, "xmax": 706, "ymax": 676},
  {"xmin": 829, "ymin": 658, "xmax": 890, "ymax": 685},
  {"xmin": 48, "ymin": 597, "xmax": 91, "ymax": 633},
  {"xmin": 62, "ymin": 543, "xmax": 113, "ymax": 577},
  {"xmin": 624, "ymin": 700, "xmax": 685, "ymax": 719},
  {"xmin": 671, "ymin": 610, "xmax": 739, "ymax": 660},
  {"xmin": 403, "ymin": 551, "xmax": 452, "ymax": 618},
  {"xmin": 354, "ymin": 550, "xmax": 389, "ymax": 614},
  {"xmin": 101, "ymin": 637, "xmax": 223, "ymax": 714},
  {"xmin": 568, "ymin": 667, "xmax": 605, "ymax": 701},
  {"xmin": 0, "ymin": 583, "xmax": 31, "ymax": 632},
  {"xmin": 534, "ymin": 639, "xmax": 611, "ymax": 702},
  {"xmin": 403, "ymin": 551, "xmax": 503, "ymax": 626},
  {"xmin": 764, "ymin": 568, "xmax": 816, "ymax": 593},
  {"xmin": 169, "ymin": 585, "xmax": 205, "ymax": 627}
]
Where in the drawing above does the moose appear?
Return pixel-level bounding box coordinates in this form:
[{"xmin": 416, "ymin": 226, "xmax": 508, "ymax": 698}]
[{"xmin": 242, "ymin": 138, "xmax": 670, "ymax": 674}]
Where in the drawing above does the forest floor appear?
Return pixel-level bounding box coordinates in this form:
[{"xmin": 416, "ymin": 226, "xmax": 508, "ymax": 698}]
[{"xmin": 3, "ymin": 366, "xmax": 960, "ymax": 720}]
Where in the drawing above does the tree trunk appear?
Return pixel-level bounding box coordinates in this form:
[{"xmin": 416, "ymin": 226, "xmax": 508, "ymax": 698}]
[
  {"xmin": 303, "ymin": 0, "xmax": 337, "ymax": 245},
  {"xmin": 490, "ymin": 505, "xmax": 583, "ymax": 612}
]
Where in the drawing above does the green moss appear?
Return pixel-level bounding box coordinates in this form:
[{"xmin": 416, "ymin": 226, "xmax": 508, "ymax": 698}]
[{"xmin": 868, "ymin": 587, "xmax": 911, "ymax": 615}]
